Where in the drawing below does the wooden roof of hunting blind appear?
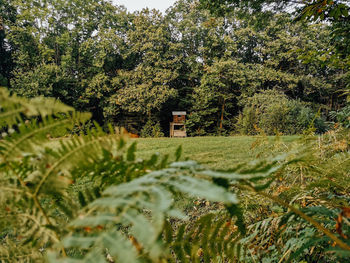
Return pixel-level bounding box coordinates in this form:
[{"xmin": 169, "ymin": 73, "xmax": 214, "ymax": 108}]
[{"xmin": 172, "ymin": 111, "xmax": 186, "ymax": 115}]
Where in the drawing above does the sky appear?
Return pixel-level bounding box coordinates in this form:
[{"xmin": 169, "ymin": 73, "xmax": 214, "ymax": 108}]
[{"xmin": 113, "ymin": 0, "xmax": 177, "ymax": 13}]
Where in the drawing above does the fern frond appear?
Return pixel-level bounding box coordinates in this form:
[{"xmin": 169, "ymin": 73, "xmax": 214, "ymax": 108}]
[
  {"xmin": 169, "ymin": 213, "xmax": 243, "ymax": 263},
  {"xmin": 11, "ymin": 123, "xmax": 118, "ymax": 198},
  {"xmin": 0, "ymin": 88, "xmax": 74, "ymax": 127},
  {"xmin": 0, "ymin": 242, "xmax": 44, "ymax": 263},
  {"xmin": 0, "ymin": 96, "xmax": 178, "ymax": 261},
  {"xmin": 240, "ymin": 204, "xmax": 349, "ymax": 263},
  {"xmin": 47, "ymin": 161, "xmax": 235, "ymax": 262},
  {"xmin": 48, "ymin": 159, "xmax": 284, "ymax": 263},
  {"xmin": 0, "ymin": 113, "xmax": 89, "ymax": 162}
]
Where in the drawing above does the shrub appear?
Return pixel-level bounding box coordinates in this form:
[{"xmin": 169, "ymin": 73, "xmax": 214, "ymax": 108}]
[
  {"xmin": 140, "ymin": 118, "xmax": 164, "ymax": 137},
  {"xmin": 329, "ymin": 105, "xmax": 350, "ymax": 128},
  {"xmin": 236, "ymin": 89, "xmax": 325, "ymax": 135},
  {"xmin": 186, "ymin": 112, "xmax": 213, "ymax": 136}
]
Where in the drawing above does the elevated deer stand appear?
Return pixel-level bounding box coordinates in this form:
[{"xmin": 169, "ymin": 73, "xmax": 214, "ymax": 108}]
[{"xmin": 170, "ymin": 111, "xmax": 187, "ymax": 138}]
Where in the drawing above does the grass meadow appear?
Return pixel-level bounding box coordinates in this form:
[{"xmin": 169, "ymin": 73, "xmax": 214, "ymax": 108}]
[
  {"xmin": 46, "ymin": 135, "xmax": 299, "ymax": 170},
  {"xmin": 132, "ymin": 135, "xmax": 299, "ymax": 169}
]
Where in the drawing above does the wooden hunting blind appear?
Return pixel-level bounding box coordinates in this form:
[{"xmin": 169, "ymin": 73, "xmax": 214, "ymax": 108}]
[{"xmin": 170, "ymin": 111, "xmax": 187, "ymax": 137}]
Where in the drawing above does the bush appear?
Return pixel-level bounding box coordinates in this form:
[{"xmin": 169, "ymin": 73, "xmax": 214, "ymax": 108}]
[
  {"xmin": 140, "ymin": 118, "xmax": 164, "ymax": 137},
  {"xmin": 329, "ymin": 105, "xmax": 350, "ymax": 128},
  {"xmin": 236, "ymin": 89, "xmax": 326, "ymax": 135}
]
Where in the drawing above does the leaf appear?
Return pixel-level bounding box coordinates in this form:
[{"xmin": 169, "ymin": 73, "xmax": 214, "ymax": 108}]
[
  {"xmin": 62, "ymin": 236, "xmax": 97, "ymax": 249},
  {"xmin": 226, "ymin": 204, "xmax": 246, "ymax": 235},
  {"xmin": 175, "ymin": 145, "xmax": 182, "ymax": 161},
  {"xmin": 169, "ymin": 175, "xmax": 238, "ymax": 203},
  {"xmin": 127, "ymin": 142, "xmax": 137, "ymax": 161},
  {"xmin": 170, "ymin": 160, "xmax": 199, "ymax": 169},
  {"xmin": 101, "ymin": 231, "xmax": 139, "ymax": 263},
  {"xmin": 69, "ymin": 214, "xmax": 117, "ymax": 227},
  {"xmin": 164, "ymin": 220, "xmax": 173, "ymax": 244}
]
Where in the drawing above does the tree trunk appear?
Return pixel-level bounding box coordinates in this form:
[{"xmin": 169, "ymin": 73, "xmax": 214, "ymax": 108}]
[{"xmin": 220, "ymin": 99, "xmax": 225, "ymax": 130}]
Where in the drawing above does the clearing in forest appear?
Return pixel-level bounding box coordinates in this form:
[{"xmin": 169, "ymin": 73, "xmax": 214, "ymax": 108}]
[{"xmin": 133, "ymin": 136, "xmax": 299, "ymax": 169}]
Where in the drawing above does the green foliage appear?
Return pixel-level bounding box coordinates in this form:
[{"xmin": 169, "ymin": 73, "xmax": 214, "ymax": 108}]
[
  {"xmin": 48, "ymin": 149, "xmax": 293, "ymax": 262},
  {"xmin": 236, "ymin": 89, "xmax": 325, "ymax": 135},
  {"xmin": 0, "ymin": 87, "xmax": 75, "ymax": 127},
  {"xmin": 111, "ymin": 9, "xmax": 180, "ymax": 116},
  {"xmin": 241, "ymin": 213, "xmax": 333, "ymax": 262},
  {"xmin": 1, "ymin": 0, "xmax": 347, "ymax": 135},
  {"xmin": 237, "ymin": 128, "xmax": 350, "ymax": 262},
  {"xmin": 199, "ymin": 0, "xmax": 349, "ymax": 22},
  {"xmin": 167, "ymin": 213, "xmax": 244, "ymax": 262},
  {"xmin": 0, "ymin": 88, "xmax": 266, "ymax": 262},
  {"xmin": 1, "ymin": 89, "xmax": 350, "ymax": 262},
  {"xmin": 198, "ymin": 0, "xmax": 350, "ymax": 121},
  {"xmin": 140, "ymin": 118, "xmax": 164, "ymax": 138},
  {"xmin": 297, "ymin": 0, "xmax": 349, "ymax": 22},
  {"xmin": 198, "ymin": 0, "xmax": 294, "ymax": 16},
  {"xmin": 0, "ymin": 88, "xmax": 171, "ymax": 261},
  {"xmin": 11, "ymin": 64, "xmax": 73, "ymax": 100},
  {"xmin": 1, "ymin": 0, "xmax": 350, "ymax": 260},
  {"xmin": 0, "ymin": 0, "xmax": 15, "ymax": 87},
  {"xmin": 184, "ymin": 11, "xmax": 339, "ymax": 135},
  {"xmin": 330, "ymin": 105, "xmax": 350, "ymax": 128},
  {"xmin": 49, "ymin": 161, "xmax": 240, "ymax": 262}
]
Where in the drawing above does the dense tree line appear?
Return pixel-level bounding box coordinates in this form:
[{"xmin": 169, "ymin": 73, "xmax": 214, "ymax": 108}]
[{"xmin": 0, "ymin": 0, "xmax": 349, "ymax": 135}]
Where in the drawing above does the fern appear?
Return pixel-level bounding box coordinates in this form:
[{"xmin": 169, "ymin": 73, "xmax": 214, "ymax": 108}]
[
  {"xmin": 235, "ymin": 132, "xmax": 350, "ymax": 262},
  {"xmin": 240, "ymin": 206, "xmax": 349, "ymax": 262},
  {"xmin": 1, "ymin": 89, "xmax": 253, "ymax": 262},
  {"xmin": 1, "ymin": 88, "xmax": 350, "ymax": 263},
  {"xmin": 0, "ymin": 88, "xmax": 74, "ymax": 127},
  {"xmin": 47, "ymin": 156, "xmax": 290, "ymax": 262},
  {"xmin": 0, "ymin": 89, "xmax": 174, "ymax": 261},
  {"xmin": 47, "ymin": 161, "xmax": 237, "ymax": 262},
  {"xmin": 167, "ymin": 213, "xmax": 244, "ymax": 262}
]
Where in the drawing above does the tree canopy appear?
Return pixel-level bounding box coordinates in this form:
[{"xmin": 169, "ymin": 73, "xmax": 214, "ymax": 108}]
[{"xmin": 0, "ymin": 0, "xmax": 349, "ymax": 135}]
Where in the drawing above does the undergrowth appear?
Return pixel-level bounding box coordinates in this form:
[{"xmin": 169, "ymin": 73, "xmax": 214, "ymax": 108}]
[{"xmin": 0, "ymin": 88, "xmax": 349, "ymax": 262}]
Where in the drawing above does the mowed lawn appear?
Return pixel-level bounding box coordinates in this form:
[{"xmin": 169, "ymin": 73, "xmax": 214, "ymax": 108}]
[
  {"xmin": 46, "ymin": 135, "xmax": 298, "ymax": 170},
  {"xmin": 132, "ymin": 136, "xmax": 298, "ymax": 170}
]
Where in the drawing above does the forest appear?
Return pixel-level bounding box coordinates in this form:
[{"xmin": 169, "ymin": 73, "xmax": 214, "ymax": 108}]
[
  {"xmin": 1, "ymin": 0, "xmax": 350, "ymax": 262},
  {"xmin": 1, "ymin": 0, "xmax": 349, "ymax": 136}
]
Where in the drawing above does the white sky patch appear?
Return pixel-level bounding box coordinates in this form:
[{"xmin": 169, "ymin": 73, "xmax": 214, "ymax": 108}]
[{"xmin": 113, "ymin": 0, "xmax": 177, "ymax": 13}]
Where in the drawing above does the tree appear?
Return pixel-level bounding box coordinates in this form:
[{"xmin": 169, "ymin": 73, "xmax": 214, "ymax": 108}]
[
  {"xmin": 198, "ymin": 0, "xmax": 296, "ymax": 15},
  {"xmin": 111, "ymin": 9, "xmax": 181, "ymax": 119},
  {"xmin": 3, "ymin": 0, "xmax": 348, "ymax": 135},
  {"xmin": 199, "ymin": 0, "xmax": 349, "ymax": 20},
  {"xmin": 5, "ymin": 0, "xmax": 130, "ymax": 120},
  {"xmin": 0, "ymin": 0, "xmax": 15, "ymax": 86},
  {"xmin": 188, "ymin": 60, "xmax": 254, "ymax": 134},
  {"xmin": 187, "ymin": 10, "xmax": 338, "ymax": 135}
]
